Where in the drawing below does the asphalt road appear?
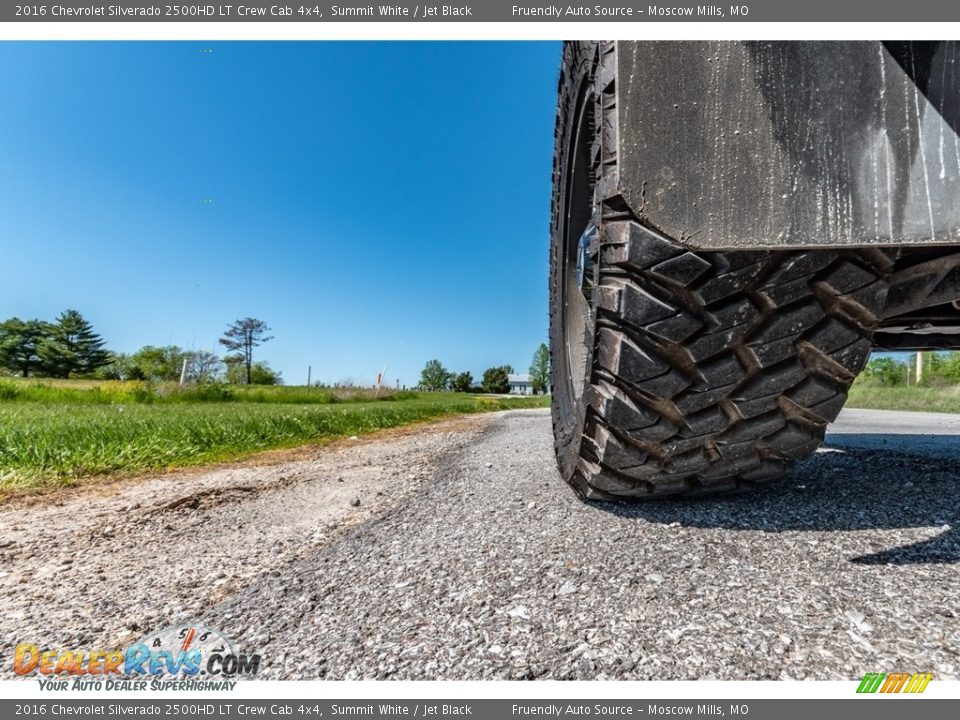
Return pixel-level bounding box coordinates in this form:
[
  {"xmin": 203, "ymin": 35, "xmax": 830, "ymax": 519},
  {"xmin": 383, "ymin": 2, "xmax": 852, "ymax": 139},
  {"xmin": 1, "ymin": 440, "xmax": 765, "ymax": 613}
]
[{"xmin": 204, "ymin": 407, "xmax": 960, "ymax": 680}]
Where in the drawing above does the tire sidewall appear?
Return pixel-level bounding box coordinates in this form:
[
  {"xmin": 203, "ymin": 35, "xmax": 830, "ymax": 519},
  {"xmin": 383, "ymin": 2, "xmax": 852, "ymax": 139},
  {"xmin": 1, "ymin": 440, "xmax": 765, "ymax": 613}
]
[{"xmin": 550, "ymin": 42, "xmax": 599, "ymax": 487}]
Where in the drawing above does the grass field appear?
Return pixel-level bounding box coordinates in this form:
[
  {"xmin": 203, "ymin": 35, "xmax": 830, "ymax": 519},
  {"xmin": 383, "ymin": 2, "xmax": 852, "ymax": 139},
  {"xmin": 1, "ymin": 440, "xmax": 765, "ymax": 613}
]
[
  {"xmin": 846, "ymin": 384, "xmax": 960, "ymax": 414},
  {"xmin": 0, "ymin": 380, "xmax": 549, "ymax": 491},
  {"xmin": 0, "ymin": 378, "xmax": 412, "ymax": 405}
]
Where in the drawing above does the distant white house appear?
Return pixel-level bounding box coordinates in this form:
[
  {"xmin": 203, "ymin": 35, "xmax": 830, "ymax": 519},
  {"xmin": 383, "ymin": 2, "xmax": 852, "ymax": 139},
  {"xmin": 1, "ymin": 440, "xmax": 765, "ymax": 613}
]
[{"xmin": 508, "ymin": 373, "xmax": 535, "ymax": 395}]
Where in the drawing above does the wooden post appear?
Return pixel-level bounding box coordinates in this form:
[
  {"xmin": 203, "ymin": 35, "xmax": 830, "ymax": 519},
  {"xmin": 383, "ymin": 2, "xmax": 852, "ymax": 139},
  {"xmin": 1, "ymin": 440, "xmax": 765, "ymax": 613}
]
[{"xmin": 375, "ymin": 364, "xmax": 387, "ymax": 396}]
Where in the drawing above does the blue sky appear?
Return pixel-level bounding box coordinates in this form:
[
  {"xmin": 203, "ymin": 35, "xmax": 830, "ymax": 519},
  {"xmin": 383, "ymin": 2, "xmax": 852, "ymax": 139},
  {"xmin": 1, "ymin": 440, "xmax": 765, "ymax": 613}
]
[{"xmin": 0, "ymin": 41, "xmax": 560, "ymax": 387}]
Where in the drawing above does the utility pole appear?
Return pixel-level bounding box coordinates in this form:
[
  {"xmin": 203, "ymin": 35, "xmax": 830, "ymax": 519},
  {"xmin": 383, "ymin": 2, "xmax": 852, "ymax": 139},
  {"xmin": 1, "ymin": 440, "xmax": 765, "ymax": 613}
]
[
  {"xmin": 179, "ymin": 358, "xmax": 188, "ymax": 387},
  {"xmin": 916, "ymin": 351, "xmax": 924, "ymax": 384},
  {"xmin": 307, "ymin": 365, "xmax": 312, "ymax": 389},
  {"xmin": 375, "ymin": 364, "xmax": 388, "ymax": 396}
]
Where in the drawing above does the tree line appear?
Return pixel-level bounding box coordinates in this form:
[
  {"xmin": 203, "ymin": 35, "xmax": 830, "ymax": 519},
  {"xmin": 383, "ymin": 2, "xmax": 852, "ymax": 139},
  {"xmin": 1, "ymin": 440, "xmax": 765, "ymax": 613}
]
[
  {"xmin": 419, "ymin": 343, "xmax": 550, "ymax": 394},
  {"xmin": 860, "ymin": 352, "xmax": 960, "ymax": 387},
  {"xmin": 0, "ymin": 312, "xmax": 280, "ymax": 385}
]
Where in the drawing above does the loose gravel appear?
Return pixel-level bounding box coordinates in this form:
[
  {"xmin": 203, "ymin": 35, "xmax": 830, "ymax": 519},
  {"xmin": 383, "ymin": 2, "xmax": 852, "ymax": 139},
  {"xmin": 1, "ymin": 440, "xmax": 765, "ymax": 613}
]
[
  {"xmin": 0, "ymin": 415, "xmax": 489, "ymax": 676},
  {"xmin": 2, "ymin": 408, "xmax": 958, "ymax": 681},
  {"xmin": 210, "ymin": 409, "xmax": 959, "ymax": 680}
]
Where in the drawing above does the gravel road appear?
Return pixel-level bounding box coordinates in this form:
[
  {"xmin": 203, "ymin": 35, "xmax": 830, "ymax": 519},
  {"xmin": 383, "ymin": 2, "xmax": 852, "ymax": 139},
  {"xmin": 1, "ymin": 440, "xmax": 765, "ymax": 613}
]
[
  {"xmin": 0, "ymin": 415, "xmax": 489, "ymax": 675},
  {"xmin": 3, "ymin": 408, "xmax": 959, "ymax": 680}
]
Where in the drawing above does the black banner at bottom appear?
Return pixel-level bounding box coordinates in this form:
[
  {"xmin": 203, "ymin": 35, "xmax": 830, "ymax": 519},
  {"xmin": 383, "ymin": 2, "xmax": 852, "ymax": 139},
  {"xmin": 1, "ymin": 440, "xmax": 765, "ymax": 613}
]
[{"xmin": 2, "ymin": 699, "xmax": 958, "ymax": 720}]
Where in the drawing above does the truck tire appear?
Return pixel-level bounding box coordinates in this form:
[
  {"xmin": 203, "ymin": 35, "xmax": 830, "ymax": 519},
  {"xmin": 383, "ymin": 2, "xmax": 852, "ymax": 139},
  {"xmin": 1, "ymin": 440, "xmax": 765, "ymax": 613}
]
[{"xmin": 550, "ymin": 41, "xmax": 893, "ymax": 499}]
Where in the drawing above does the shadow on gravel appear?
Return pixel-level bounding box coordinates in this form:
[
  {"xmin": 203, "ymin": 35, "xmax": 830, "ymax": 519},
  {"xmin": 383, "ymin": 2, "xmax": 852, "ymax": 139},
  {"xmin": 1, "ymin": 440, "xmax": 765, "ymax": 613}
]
[{"xmin": 596, "ymin": 434, "xmax": 960, "ymax": 566}]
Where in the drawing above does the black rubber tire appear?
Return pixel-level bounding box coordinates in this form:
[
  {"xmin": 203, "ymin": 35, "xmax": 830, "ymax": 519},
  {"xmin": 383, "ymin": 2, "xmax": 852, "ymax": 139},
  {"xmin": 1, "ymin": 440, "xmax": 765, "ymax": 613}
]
[{"xmin": 549, "ymin": 41, "xmax": 894, "ymax": 500}]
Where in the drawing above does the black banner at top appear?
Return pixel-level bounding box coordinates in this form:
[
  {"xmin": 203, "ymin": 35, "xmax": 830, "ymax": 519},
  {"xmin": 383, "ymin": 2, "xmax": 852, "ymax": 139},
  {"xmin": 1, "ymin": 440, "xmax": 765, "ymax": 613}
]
[{"xmin": 1, "ymin": 1, "xmax": 958, "ymax": 23}]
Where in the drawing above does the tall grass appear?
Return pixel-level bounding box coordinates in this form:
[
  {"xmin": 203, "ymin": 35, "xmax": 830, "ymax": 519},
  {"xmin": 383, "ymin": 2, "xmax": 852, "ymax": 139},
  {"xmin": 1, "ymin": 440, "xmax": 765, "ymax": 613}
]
[
  {"xmin": 0, "ymin": 392, "xmax": 549, "ymax": 491},
  {"xmin": 846, "ymin": 385, "xmax": 960, "ymax": 414},
  {"xmin": 0, "ymin": 379, "xmax": 415, "ymax": 405}
]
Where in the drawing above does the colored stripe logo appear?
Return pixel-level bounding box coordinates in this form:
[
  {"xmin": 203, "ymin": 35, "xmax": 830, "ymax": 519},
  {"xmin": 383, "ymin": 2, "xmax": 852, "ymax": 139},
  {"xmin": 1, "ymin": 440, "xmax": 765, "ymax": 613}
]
[{"xmin": 857, "ymin": 672, "xmax": 933, "ymax": 694}]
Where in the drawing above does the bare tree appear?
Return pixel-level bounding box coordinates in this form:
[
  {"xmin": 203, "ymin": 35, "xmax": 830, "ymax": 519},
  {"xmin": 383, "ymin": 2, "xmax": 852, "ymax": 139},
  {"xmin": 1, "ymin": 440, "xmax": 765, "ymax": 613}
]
[
  {"xmin": 218, "ymin": 318, "xmax": 273, "ymax": 385},
  {"xmin": 185, "ymin": 350, "xmax": 223, "ymax": 384}
]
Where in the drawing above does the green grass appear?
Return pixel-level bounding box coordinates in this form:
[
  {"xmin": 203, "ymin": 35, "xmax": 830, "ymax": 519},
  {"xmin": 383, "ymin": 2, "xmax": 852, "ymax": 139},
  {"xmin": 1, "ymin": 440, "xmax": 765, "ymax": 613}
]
[
  {"xmin": 846, "ymin": 384, "xmax": 960, "ymax": 414},
  {"xmin": 0, "ymin": 378, "xmax": 417, "ymax": 405},
  {"xmin": 0, "ymin": 386, "xmax": 549, "ymax": 491}
]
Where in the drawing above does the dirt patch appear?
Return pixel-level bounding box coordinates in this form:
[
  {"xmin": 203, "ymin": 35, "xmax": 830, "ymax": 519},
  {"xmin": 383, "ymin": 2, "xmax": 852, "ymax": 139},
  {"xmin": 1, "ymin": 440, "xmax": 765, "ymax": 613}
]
[
  {"xmin": 0, "ymin": 414, "xmax": 489, "ymax": 509},
  {"xmin": 0, "ymin": 411, "xmax": 496, "ymax": 669}
]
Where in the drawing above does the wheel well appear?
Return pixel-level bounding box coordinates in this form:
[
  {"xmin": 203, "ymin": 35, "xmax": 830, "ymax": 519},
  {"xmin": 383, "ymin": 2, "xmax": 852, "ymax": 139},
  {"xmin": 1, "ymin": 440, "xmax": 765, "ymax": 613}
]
[{"xmin": 877, "ymin": 247, "xmax": 960, "ymax": 350}]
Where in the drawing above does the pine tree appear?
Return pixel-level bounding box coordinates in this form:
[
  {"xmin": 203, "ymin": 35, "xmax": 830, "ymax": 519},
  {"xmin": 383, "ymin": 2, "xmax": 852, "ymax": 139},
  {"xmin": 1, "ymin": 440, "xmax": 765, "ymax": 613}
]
[
  {"xmin": 218, "ymin": 318, "xmax": 273, "ymax": 385},
  {"xmin": 0, "ymin": 318, "xmax": 50, "ymax": 377},
  {"xmin": 38, "ymin": 310, "xmax": 110, "ymax": 378}
]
